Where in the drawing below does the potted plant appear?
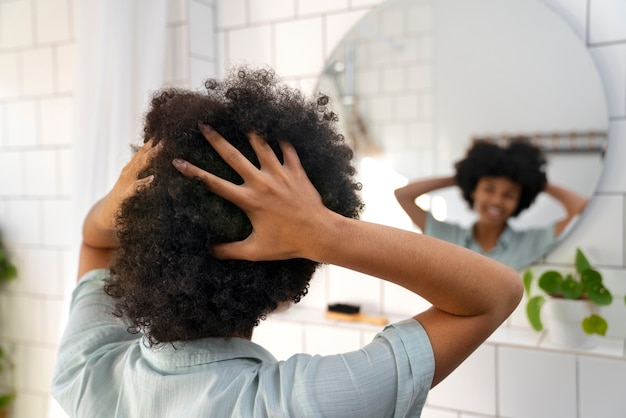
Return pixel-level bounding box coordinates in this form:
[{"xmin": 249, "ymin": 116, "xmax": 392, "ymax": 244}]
[
  {"xmin": 0, "ymin": 237, "xmax": 17, "ymax": 418},
  {"xmin": 523, "ymin": 248, "xmax": 613, "ymax": 348}
]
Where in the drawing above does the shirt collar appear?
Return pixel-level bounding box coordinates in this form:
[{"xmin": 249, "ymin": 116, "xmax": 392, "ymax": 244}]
[
  {"xmin": 464, "ymin": 223, "xmax": 514, "ymax": 253},
  {"xmin": 140, "ymin": 336, "xmax": 277, "ymax": 371}
]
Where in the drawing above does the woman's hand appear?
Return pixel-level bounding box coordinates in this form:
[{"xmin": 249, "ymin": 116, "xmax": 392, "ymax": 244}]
[
  {"xmin": 172, "ymin": 123, "xmax": 332, "ymax": 261},
  {"xmin": 83, "ymin": 139, "xmax": 160, "ymax": 247},
  {"xmin": 99, "ymin": 139, "xmax": 160, "ymax": 230}
]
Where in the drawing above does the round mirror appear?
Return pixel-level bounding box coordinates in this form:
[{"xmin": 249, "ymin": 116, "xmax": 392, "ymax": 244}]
[{"xmin": 317, "ymin": 0, "xmax": 608, "ymax": 269}]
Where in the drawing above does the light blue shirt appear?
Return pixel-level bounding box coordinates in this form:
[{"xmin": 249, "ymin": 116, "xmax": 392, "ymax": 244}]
[
  {"xmin": 52, "ymin": 269, "xmax": 435, "ymax": 417},
  {"xmin": 425, "ymin": 213, "xmax": 556, "ymax": 271}
]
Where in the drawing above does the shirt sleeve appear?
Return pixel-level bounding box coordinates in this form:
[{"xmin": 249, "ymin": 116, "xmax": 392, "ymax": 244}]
[
  {"xmin": 275, "ymin": 319, "xmax": 434, "ymax": 418},
  {"xmin": 424, "ymin": 212, "xmax": 466, "ymax": 245},
  {"xmin": 51, "ymin": 269, "xmax": 140, "ymax": 413}
]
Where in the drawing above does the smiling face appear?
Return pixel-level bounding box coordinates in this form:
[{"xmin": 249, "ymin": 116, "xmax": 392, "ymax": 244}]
[{"xmin": 471, "ymin": 176, "xmax": 522, "ymax": 226}]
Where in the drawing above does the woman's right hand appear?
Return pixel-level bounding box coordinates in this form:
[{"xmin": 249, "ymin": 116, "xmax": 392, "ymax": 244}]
[{"xmin": 172, "ymin": 123, "xmax": 335, "ymax": 262}]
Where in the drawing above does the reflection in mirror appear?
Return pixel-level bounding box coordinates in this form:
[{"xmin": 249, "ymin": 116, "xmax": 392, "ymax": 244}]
[{"xmin": 317, "ymin": 0, "xmax": 608, "ymax": 269}]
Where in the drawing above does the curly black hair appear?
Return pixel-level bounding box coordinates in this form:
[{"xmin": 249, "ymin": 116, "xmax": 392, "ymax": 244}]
[
  {"xmin": 454, "ymin": 137, "xmax": 547, "ymax": 217},
  {"xmin": 104, "ymin": 67, "xmax": 364, "ymax": 346}
]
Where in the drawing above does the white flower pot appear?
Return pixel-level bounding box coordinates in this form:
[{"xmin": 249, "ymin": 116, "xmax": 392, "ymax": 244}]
[{"xmin": 543, "ymin": 298, "xmax": 599, "ymax": 349}]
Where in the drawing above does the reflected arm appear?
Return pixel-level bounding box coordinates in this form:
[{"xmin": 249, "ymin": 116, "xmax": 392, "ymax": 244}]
[
  {"xmin": 544, "ymin": 182, "xmax": 589, "ymax": 235},
  {"xmin": 394, "ymin": 176, "xmax": 456, "ymax": 230}
]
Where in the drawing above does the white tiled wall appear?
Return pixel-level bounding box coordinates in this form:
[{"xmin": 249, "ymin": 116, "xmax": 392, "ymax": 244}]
[{"xmin": 0, "ymin": 0, "xmax": 624, "ymax": 417}]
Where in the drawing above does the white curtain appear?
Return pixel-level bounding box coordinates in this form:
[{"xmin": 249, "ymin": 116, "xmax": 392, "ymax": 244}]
[
  {"xmin": 49, "ymin": 1, "xmax": 167, "ymax": 416},
  {"xmin": 72, "ymin": 0, "xmax": 168, "ymax": 229}
]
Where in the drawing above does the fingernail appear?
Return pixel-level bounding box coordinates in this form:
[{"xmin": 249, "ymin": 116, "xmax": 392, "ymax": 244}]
[
  {"xmin": 198, "ymin": 122, "xmax": 213, "ymax": 133},
  {"xmin": 172, "ymin": 158, "xmax": 187, "ymax": 168}
]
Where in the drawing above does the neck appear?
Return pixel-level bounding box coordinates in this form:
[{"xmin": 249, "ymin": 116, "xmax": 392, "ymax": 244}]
[{"xmin": 472, "ymin": 221, "xmax": 507, "ymax": 252}]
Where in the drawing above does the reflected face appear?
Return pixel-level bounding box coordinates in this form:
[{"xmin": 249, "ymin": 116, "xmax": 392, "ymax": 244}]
[{"xmin": 471, "ymin": 177, "xmax": 522, "ymax": 226}]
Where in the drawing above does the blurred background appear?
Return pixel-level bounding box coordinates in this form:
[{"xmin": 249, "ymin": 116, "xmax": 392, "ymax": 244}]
[{"xmin": 0, "ymin": 0, "xmax": 625, "ymax": 417}]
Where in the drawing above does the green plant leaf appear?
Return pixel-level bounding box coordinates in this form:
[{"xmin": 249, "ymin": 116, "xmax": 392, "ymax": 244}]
[
  {"xmin": 526, "ymin": 295, "xmax": 545, "ymax": 331},
  {"xmin": 522, "ymin": 269, "xmax": 533, "ymax": 297},
  {"xmin": 588, "ymin": 283, "xmax": 613, "ymax": 306},
  {"xmin": 580, "ymin": 269, "xmax": 602, "ymax": 290},
  {"xmin": 538, "ymin": 271, "xmax": 563, "ymax": 296},
  {"xmin": 561, "ymin": 274, "xmax": 584, "ymax": 299},
  {"xmin": 582, "ymin": 314, "xmax": 608, "ymax": 336},
  {"xmin": 0, "ymin": 392, "xmax": 15, "ymax": 408},
  {"xmin": 575, "ymin": 248, "xmax": 591, "ymax": 275}
]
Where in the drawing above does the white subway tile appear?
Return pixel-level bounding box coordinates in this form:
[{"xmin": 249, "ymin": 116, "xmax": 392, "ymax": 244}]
[
  {"xmin": 217, "ymin": 0, "xmax": 246, "ymax": 28},
  {"xmin": 275, "ymin": 17, "xmax": 324, "ymax": 77},
  {"xmin": 24, "ymin": 149, "xmax": 57, "ymax": 196},
  {"xmin": 11, "ymin": 391, "xmax": 48, "ymax": 418},
  {"xmin": 297, "ymin": 0, "xmax": 348, "ymax": 16},
  {"xmin": 420, "ymin": 407, "xmax": 458, "ymax": 418},
  {"xmin": 542, "ymin": 0, "xmax": 587, "ymax": 41},
  {"xmin": 326, "ymin": 265, "xmax": 382, "ymax": 313},
  {"xmin": 249, "ymin": 0, "xmax": 295, "ymax": 24},
  {"xmin": 174, "ymin": 24, "xmax": 190, "ymax": 83},
  {"xmin": 427, "ymin": 345, "xmax": 497, "ymax": 415},
  {"xmin": 164, "ymin": 26, "xmax": 176, "ymax": 84},
  {"xmin": 407, "ymin": 1, "xmax": 433, "ymax": 34},
  {"xmin": 597, "ymin": 120, "xmax": 626, "ymax": 193},
  {"xmin": 14, "ymin": 248, "xmax": 62, "ymax": 296},
  {"xmin": 588, "ymin": 44, "xmax": 626, "ymax": 118},
  {"xmin": 407, "ymin": 64, "xmax": 431, "ymax": 91},
  {"xmin": 350, "ymin": 0, "xmax": 385, "ymax": 8},
  {"xmin": 545, "ymin": 195, "xmax": 624, "ymax": 267},
  {"xmin": 0, "ymin": 52, "xmax": 20, "ymax": 99},
  {"xmin": 0, "ymin": 0, "xmax": 33, "ymax": 49},
  {"xmin": 42, "ymin": 298, "xmax": 68, "ymax": 345},
  {"xmin": 579, "ymin": 356, "xmax": 626, "ymax": 418},
  {"xmin": 325, "ymin": 10, "xmax": 368, "ymax": 57},
  {"xmin": 6, "ymin": 100, "xmax": 37, "ymax": 147},
  {"xmin": 190, "ymin": 57, "xmax": 216, "ymax": 89},
  {"xmin": 42, "ymin": 199, "xmax": 72, "ymax": 247},
  {"xmin": 227, "ymin": 25, "xmax": 273, "ymax": 67},
  {"xmin": 303, "ymin": 323, "xmax": 361, "ymax": 355},
  {"xmin": 296, "ymin": 266, "xmax": 328, "ymax": 310},
  {"xmin": 0, "ymin": 294, "xmax": 43, "ymax": 342},
  {"xmin": 394, "ymin": 92, "xmax": 418, "ymax": 122},
  {"xmin": 252, "ymin": 319, "xmax": 304, "ymax": 360},
  {"xmin": 216, "ymin": 31, "xmax": 227, "ymax": 74},
  {"xmin": 15, "ymin": 344, "xmax": 58, "ymax": 393},
  {"xmin": 378, "ymin": 3, "xmax": 405, "ymax": 39},
  {"xmin": 190, "ymin": 0, "xmax": 216, "ymax": 58},
  {"xmin": 498, "ymin": 347, "xmax": 577, "ymax": 418},
  {"xmin": 589, "ymin": 0, "xmax": 626, "ymax": 44},
  {"xmin": 35, "ymin": 0, "xmax": 71, "ymax": 43},
  {"xmin": 7, "ymin": 200, "xmax": 41, "ymax": 245},
  {"xmin": 380, "ymin": 66, "xmax": 404, "ymax": 94},
  {"xmin": 40, "ymin": 97, "xmax": 73, "ymax": 146},
  {"xmin": 21, "ymin": 47, "xmax": 55, "ymax": 96},
  {"xmin": 381, "ymin": 281, "xmax": 430, "ymax": 317},
  {"xmin": 56, "ymin": 43, "xmax": 76, "ymax": 93},
  {"xmin": 0, "ymin": 151, "xmax": 24, "ymax": 196},
  {"xmin": 58, "ymin": 147, "xmax": 72, "ymax": 197}
]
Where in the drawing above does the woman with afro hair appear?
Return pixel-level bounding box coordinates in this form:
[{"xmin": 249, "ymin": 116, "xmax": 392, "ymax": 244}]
[
  {"xmin": 52, "ymin": 67, "xmax": 523, "ymax": 417},
  {"xmin": 395, "ymin": 138, "xmax": 589, "ymax": 270}
]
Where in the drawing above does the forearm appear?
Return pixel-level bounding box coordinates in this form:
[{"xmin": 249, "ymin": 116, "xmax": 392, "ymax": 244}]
[
  {"xmin": 82, "ymin": 196, "xmax": 119, "ymax": 249},
  {"xmin": 394, "ymin": 176, "xmax": 456, "ymax": 230},
  {"xmin": 395, "ymin": 176, "xmax": 456, "ymax": 203},
  {"xmin": 311, "ymin": 212, "xmax": 521, "ymax": 318},
  {"xmin": 544, "ymin": 182, "xmax": 589, "ymax": 216}
]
